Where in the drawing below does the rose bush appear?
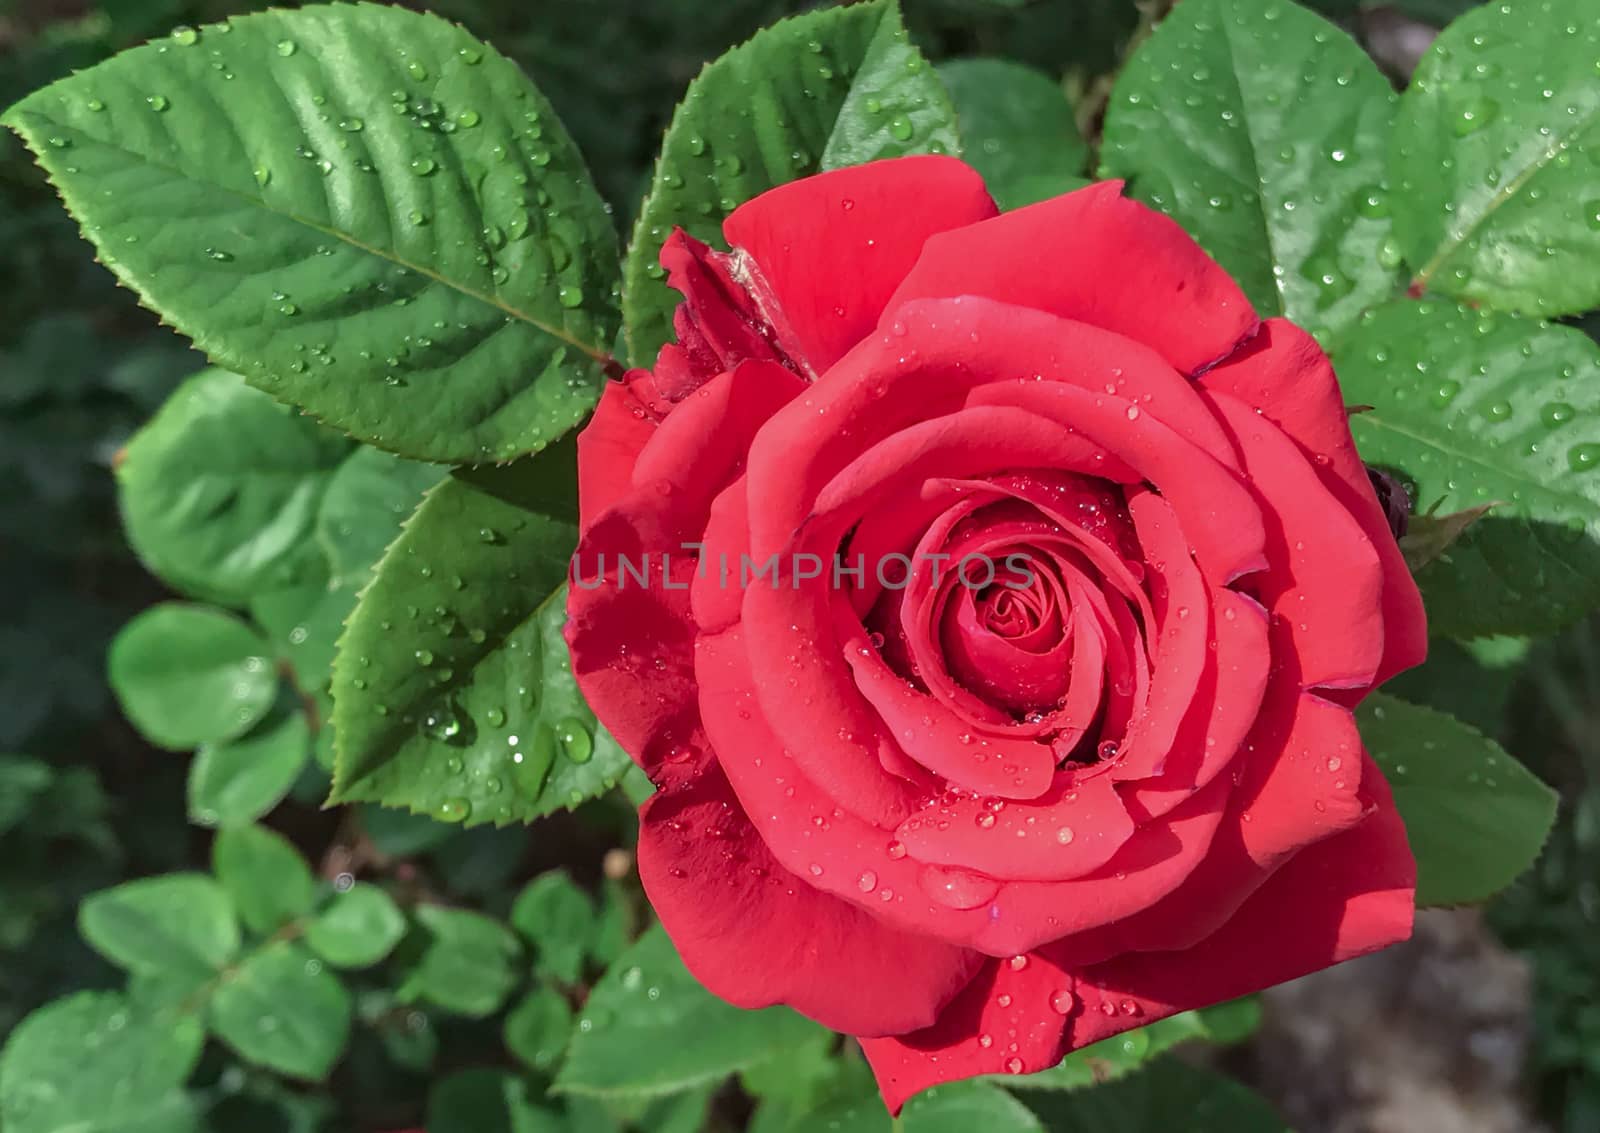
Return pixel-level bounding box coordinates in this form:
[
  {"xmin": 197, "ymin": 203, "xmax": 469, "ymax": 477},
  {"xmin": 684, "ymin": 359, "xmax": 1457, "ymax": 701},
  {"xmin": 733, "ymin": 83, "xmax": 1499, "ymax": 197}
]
[{"xmin": 567, "ymin": 155, "xmax": 1428, "ymax": 1110}]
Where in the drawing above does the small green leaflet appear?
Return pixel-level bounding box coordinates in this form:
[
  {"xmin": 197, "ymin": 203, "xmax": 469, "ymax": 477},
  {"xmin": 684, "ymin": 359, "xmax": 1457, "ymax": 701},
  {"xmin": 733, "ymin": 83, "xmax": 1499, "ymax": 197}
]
[
  {"xmin": 329, "ymin": 452, "xmax": 630, "ymax": 825},
  {"xmin": 209, "ymin": 941, "xmax": 352, "ymax": 1080},
  {"xmin": 621, "ymin": 0, "xmax": 959, "ymax": 364},
  {"xmin": 3, "ymin": 6, "xmax": 619, "ymax": 463},
  {"xmin": 212, "ymin": 824, "xmax": 317, "ymax": 935},
  {"xmin": 510, "ymin": 871, "xmax": 598, "ymax": 985},
  {"xmin": 1359, "ymin": 693, "xmax": 1557, "ymax": 906},
  {"xmin": 504, "ymin": 986, "xmax": 575, "ymax": 1074},
  {"xmin": 556, "ymin": 923, "xmax": 823, "ymax": 1099},
  {"xmin": 938, "ymin": 58, "xmax": 1088, "ymax": 211},
  {"xmin": 188, "ymin": 704, "xmax": 311, "ymax": 828},
  {"xmin": 1390, "ymin": 0, "xmax": 1600, "ymax": 317},
  {"xmin": 0, "ymin": 992, "xmax": 205, "ymax": 1133},
  {"xmin": 316, "ymin": 447, "xmax": 448, "ymax": 589},
  {"xmin": 400, "ymin": 906, "xmax": 522, "ymax": 1018},
  {"xmin": 78, "ymin": 873, "xmax": 241, "ymax": 979},
  {"xmin": 113, "ymin": 368, "xmax": 351, "ymax": 607},
  {"xmin": 304, "ymin": 883, "xmax": 407, "ymax": 970},
  {"xmin": 1333, "ymin": 299, "xmax": 1600, "ymax": 637},
  {"xmin": 107, "ymin": 602, "xmax": 278, "ymax": 750},
  {"xmin": 1101, "ymin": 0, "xmax": 1401, "ymax": 340},
  {"xmin": 791, "ymin": 1081, "xmax": 1046, "ymax": 1133}
]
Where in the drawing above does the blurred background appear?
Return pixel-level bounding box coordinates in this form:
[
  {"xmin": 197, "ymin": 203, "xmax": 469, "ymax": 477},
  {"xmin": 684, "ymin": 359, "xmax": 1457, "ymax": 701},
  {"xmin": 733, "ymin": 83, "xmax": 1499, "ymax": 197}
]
[{"xmin": 0, "ymin": 1, "xmax": 1593, "ymax": 1131}]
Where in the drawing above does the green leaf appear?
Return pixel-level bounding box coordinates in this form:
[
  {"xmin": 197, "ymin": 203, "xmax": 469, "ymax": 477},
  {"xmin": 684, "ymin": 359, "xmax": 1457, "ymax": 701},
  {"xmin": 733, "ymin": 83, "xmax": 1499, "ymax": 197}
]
[
  {"xmin": 622, "ymin": 0, "xmax": 958, "ymax": 363},
  {"xmin": 0, "ymin": 755, "xmax": 55, "ymax": 838},
  {"xmin": 2, "ymin": 6, "xmax": 619, "ymax": 463},
  {"xmin": 1100, "ymin": 0, "xmax": 1400, "ymax": 340},
  {"xmin": 1384, "ymin": 635, "xmax": 1530, "ymax": 739},
  {"xmin": 189, "ymin": 706, "xmax": 312, "ymax": 829},
  {"xmin": 1015, "ymin": 1058, "xmax": 1285, "ymax": 1132},
  {"xmin": 937, "ymin": 58, "xmax": 1086, "ymax": 210},
  {"xmin": 107, "ymin": 602, "xmax": 278, "ymax": 751},
  {"xmin": 1333, "ymin": 299, "xmax": 1600, "ymax": 636},
  {"xmin": 114, "ymin": 368, "xmax": 350, "ymax": 607},
  {"xmin": 996, "ymin": 1001, "xmax": 1258, "ymax": 1091},
  {"xmin": 0, "ymin": 992, "xmax": 205, "ymax": 1133},
  {"xmin": 250, "ymin": 574, "xmax": 358, "ymax": 695},
  {"xmin": 400, "ymin": 905, "xmax": 522, "ymax": 1017},
  {"xmin": 793, "ymin": 1081, "xmax": 1044, "ymax": 1133},
  {"xmin": 504, "ymin": 985, "xmax": 574, "ymax": 1074},
  {"xmin": 427, "ymin": 1070, "xmax": 565, "ymax": 1133},
  {"xmin": 316, "ymin": 446, "xmax": 448, "ymax": 589},
  {"xmin": 1389, "ymin": 0, "xmax": 1600, "ymax": 317},
  {"xmin": 330, "ymin": 453, "xmax": 628, "ymax": 825},
  {"xmin": 79, "ymin": 873, "xmax": 240, "ymax": 978},
  {"xmin": 556, "ymin": 922, "xmax": 823, "ymax": 1099},
  {"xmin": 212, "ymin": 824, "xmax": 317, "ymax": 935},
  {"xmin": 511, "ymin": 870, "xmax": 597, "ymax": 984},
  {"xmin": 906, "ymin": 1082, "xmax": 1046, "ymax": 1132},
  {"xmin": 743, "ymin": 1033, "xmax": 873, "ymax": 1123},
  {"xmin": 209, "ymin": 941, "xmax": 352, "ymax": 1080},
  {"xmin": 359, "ymin": 803, "xmax": 460, "ymax": 857},
  {"xmin": 304, "ymin": 882, "xmax": 407, "ymax": 970},
  {"xmin": 1358, "ymin": 693, "xmax": 1557, "ymax": 905}
]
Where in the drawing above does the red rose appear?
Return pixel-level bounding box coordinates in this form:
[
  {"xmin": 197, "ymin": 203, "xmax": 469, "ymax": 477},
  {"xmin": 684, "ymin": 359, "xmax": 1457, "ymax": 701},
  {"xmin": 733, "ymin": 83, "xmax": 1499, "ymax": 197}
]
[{"xmin": 567, "ymin": 156, "xmax": 1426, "ymax": 1111}]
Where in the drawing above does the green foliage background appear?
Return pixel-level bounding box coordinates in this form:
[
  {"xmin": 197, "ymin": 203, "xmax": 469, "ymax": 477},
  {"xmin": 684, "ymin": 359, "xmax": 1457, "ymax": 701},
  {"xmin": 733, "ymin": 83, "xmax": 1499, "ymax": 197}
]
[{"xmin": 0, "ymin": 0, "xmax": 1595, "ymax": 1130}]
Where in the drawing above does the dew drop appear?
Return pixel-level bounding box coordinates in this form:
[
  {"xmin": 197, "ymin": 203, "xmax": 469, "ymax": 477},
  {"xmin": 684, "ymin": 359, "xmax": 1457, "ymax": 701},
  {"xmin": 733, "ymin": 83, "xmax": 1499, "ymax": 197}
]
[
  {"xmin": 1453, "ymin": 97, "xmax": 1499, "ymax": 136},
  {"xmin": 557, "ymin": 716, "xmax": 594, "ymax": 763},
  {"xmin": 436, "ymin": 797, "xmax": 471, "ymax": 823},
  {"xmin": 276, "ymin": 39, "xmax": 297, "ymax": 56},
  {"xmin": 1568, "ymin": 443, "xmax": 1600, "ymax": 472},
  {"xmin": 919, "ymin": 865, "xmax": 999, "ymax": 909},
  {"xmin": 1543, "ymin": 401, "xmax": 1576, "ymax": 425},
  {"xmin": 512, "ymin": 724, "xmax": 557, "ymax": 795}
]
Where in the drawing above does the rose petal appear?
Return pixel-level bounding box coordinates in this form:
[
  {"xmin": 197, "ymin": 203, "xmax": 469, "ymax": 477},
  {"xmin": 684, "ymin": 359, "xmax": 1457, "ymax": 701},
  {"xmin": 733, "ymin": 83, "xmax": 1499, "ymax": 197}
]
[
  {"xmin": 578, "ymin": 380, "xmax": 657, "ymax": 530},
  {"xmin": 964, "ymin": 377, "xmax": 1266, "ymax": 585},
  {"xmin": 1201, "ymin": 390, "xmax": 1386, "ymax": 690},
  {"xmin": 1061, "ymin": 753, "xmax": 1413, "ymax": 1046},
  {"xmin": 860, "ymin": 951, "xmax": 1077, "ymax": 1114},
  {"xmin": 570, "ymin": 360, "xmax": 802, "ymax": 787},
  {"xmin": 884, "ymin": 180, "xmax": 1258, "ymax": 375},
  {"xmin": 1200, "ymin": 319, "xmax": 1427, "ymax": 689},
  {"xmin": 723, "ymin": 155, "xmax": 998, "ymax": 376},
  {"xmin": 895, "ymin": 770, "xmax": 1135, "ymax": 884},
  {"xmin": 1106, "ymin": 491, "xmax": 1210, "ymax": 781},
  {"xmin": 1054, "ymin": 682, "xmax": 1369, "ymax": 967},
  {"xmin": 1120, "ymin": 588, "xmax": 1270, "ymax": 820},
  {"xmin": 637, "ymin": 762, "xmax": 985, "ymax": 1036}
]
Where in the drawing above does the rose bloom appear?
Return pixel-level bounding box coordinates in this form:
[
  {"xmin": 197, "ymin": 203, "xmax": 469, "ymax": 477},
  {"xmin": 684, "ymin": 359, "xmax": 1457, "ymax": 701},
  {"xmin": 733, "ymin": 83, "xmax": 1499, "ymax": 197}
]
[{"xmin": 567, "ymin": 157, "xmax": 1425, "ymax": 1111}]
